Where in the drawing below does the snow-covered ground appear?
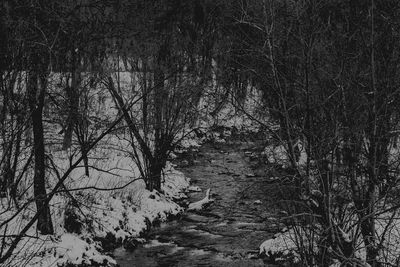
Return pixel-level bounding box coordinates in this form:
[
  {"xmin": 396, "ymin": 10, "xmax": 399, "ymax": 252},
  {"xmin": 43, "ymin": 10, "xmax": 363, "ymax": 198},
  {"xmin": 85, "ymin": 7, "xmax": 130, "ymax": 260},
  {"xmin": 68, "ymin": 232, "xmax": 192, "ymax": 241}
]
[
  {"xmin": 1, "ymin": 152, "xmax": 190, "ymax": 267},
  {"xmin": 258, "ymin": 192, "xmax": 400, "ymax": 266}
]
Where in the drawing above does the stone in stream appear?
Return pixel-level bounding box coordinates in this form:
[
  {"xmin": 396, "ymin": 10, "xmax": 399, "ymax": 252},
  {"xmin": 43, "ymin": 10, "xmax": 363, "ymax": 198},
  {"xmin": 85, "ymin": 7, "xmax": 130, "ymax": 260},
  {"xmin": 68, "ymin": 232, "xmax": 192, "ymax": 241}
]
[
  {"xmin": 187, "ymin": 185, "xmax": 202, "ymax": 192},
  {"xmin": 218, "ymin": 171, "xmax": 237, "ymax": 176},
  {"xmin": 183, "ymin": 213, "xmax": 215, "ymax": 223}
]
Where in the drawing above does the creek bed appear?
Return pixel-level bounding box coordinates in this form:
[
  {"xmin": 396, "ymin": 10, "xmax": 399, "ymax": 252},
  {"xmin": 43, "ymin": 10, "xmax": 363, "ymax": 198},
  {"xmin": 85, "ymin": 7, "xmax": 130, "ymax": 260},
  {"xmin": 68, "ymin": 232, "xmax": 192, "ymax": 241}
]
[{"xmin": 115, "ymin": 142, "xmax": 280, "ymax": 267}]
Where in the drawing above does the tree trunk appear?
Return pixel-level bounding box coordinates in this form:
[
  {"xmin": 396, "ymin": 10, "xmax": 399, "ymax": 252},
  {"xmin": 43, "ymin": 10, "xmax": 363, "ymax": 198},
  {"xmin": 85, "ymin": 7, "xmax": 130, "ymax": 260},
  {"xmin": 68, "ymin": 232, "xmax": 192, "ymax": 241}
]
[
  {"xmin": 28, "ymin": 66, "xmax": 54, "ymax": 235},
  {"xmin": 152, "ymin": 66, "xmax": 166, "ymax": 192},
  {"xmin": 82, "ymin": 149, "xmax": 89, "ymax": 177},
  {"xmin": 63, "ymin": 52, "xmax": 80, "ymax": 150},
  {"xmin": 148, "ymin": 161, "xmax": 163, "ymax": 192},
  {"xmin": 0, "ymin": 74, "xmax": 10, "ymax": 197},
  {"xmin": 141, "ymin": 61, "xmax": 149, "ymax": 141}
]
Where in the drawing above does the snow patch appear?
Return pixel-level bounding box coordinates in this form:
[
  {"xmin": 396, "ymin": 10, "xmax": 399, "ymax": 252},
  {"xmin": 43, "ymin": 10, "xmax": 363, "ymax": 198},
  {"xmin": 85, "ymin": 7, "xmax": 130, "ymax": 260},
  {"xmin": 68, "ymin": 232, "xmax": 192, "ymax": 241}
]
[{"xmin": 188, "ymin": 188, "xmax": 214, "ymax": 211}]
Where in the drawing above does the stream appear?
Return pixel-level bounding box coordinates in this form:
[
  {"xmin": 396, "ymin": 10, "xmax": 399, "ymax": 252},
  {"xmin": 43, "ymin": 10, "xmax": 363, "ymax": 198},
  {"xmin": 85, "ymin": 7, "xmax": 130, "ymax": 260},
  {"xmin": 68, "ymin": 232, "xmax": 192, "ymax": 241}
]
[{"xmin": 114, "ymin": 142, "xmax": 280, "ymax": 266}]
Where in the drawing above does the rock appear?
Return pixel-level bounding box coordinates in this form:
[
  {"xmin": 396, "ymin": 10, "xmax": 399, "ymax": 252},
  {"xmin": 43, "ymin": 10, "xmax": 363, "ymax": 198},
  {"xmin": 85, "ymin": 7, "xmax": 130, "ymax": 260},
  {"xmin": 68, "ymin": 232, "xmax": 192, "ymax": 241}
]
[
  {"xmin": 183, "ymin": 213, "xmax": 211, "ymax": 223},
  {"xmin": 188, "ymin": 189, "xmax": 214, "ymax": 211},
  {"xmin": 188, "ymin": 186, "xmax": 202, "ymax": 192},
  {"xmin": 123, "ymin": 237, "xmax": 142, "ymax": 251}
]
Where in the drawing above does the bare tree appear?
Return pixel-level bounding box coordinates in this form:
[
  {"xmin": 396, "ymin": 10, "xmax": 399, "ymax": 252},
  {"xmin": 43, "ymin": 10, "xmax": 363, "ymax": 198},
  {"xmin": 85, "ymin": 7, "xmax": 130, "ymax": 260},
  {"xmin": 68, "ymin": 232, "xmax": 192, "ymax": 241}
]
[{"xmin": 224, "ymin": 0, "xmax": 400, "ymax": 265}]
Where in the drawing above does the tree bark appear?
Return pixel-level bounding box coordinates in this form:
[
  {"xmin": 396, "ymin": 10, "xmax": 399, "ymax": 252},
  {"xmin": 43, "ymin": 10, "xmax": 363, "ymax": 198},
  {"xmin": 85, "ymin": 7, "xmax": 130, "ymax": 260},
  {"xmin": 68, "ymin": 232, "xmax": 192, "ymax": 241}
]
[
  {"xmin": 63, "ymin": 51, "xmax": 80, "ymax": 150},
  {"xmin": 28, "ymin": 65, "xmax": 54, "ymax": 235},
  {"xmin": 152, "ymin": 66, "xmax": 167, "ymax": 192},
  {"xmin": 148, "ymin": 161, "xmax": 162, "ymax": 192},
  {"xmin": 0, "ymin": 73, "xmax": 10, "ymax": 197},
  {"xmin": 82, "ymin": 148, "xmax": 89, "ymax": 177}
]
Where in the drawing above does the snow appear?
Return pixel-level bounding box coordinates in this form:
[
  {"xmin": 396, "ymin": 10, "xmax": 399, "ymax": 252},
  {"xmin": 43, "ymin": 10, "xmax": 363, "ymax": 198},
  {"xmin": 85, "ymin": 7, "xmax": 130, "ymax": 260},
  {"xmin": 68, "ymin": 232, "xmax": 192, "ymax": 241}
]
[
  {"xmin": 54, "ymin": 234, "xmax": 116, "ymax": 266},
  {"xmin": 259, "ymin": 211, "xmax": 400, "ymax": 266},
  {"xmin": 0, "ymin": 156, "xmax": 190, "ymax": 267},
  {"xmin": 259, "ymin": 230, "xmax": 298, "ymax": 261},
  {"xmin": 162, "ymin": 162, "xmax": 190, "ymax": 200},
  {"xmin": 187, "ymin": 188, "xmax": 214, "ymax": 211},
  {"xmin": 262, "ymin": 145, "xmax": 289, "ymax": 167},
  {"xmin": 262, "ymin": 141, "xmax": 307, "ymax": 168},
  {"xmin": 179, "ymin": 138, "xmax": 202, "ymax": 150},
  {"xmin": 8, "ymin": 234, "xmax": 116, "ymax": 267}
]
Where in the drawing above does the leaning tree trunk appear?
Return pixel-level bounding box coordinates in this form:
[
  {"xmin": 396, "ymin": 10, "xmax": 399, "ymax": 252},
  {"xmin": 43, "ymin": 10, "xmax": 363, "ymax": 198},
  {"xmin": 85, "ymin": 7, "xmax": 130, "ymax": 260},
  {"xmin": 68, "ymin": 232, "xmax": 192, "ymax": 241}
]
[{"xmin": 27, "ymin": 64, "xmax": 54, "ymax": 235}]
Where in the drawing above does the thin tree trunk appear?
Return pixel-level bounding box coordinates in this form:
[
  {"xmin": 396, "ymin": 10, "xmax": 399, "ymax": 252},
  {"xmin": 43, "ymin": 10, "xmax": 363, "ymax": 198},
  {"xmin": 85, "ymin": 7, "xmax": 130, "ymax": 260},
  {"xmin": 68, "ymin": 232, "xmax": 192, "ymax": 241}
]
[
  {"xmin": 0, "ymin": 73, "xmax": 10, "ymax": 197},
  {"xmin": 142, "ymin": 61, "xmax": 148, "ymax": 141},
  {"xmin": 28, "ymin": 66, "xmax": 53, "ymax": 235},
  {"xmin": 83, "ymin": 149, "xmax": 89, "ymax": 177},
  {"xmin": 63, "ymin": 52, "xmax": 80, "ymax": 150},
  {"xmin": 152, "ymin": 66, "xmax": 166, "ymax": 192}
]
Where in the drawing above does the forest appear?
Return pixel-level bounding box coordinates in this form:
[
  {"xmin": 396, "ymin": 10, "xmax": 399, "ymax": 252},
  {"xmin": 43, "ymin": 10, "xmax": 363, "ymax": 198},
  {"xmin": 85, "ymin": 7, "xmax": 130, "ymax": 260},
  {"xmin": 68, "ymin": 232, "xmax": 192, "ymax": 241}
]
[{"xmin": 2, "ymin": 0, "xmax": 400, "ymax": 266}]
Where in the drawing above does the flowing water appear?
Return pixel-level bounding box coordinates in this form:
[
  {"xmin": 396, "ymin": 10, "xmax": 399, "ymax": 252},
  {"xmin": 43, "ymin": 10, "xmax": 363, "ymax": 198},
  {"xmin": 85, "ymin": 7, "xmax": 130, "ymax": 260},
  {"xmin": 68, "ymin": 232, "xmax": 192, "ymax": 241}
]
[{"xmin": 115, "ymin": 142, "xmax": 280, "ymax": 267}]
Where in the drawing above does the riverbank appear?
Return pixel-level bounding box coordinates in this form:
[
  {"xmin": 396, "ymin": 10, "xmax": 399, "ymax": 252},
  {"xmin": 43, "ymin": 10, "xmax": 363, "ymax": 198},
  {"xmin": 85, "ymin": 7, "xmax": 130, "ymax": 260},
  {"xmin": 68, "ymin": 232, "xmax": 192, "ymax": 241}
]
[
  {"xmin": 2, "ymin": 161, "xmax": 191, "ymax": 267},
  {"xmin": 115, "ymin": 141, "xmax": 283, "ymax": 266}
]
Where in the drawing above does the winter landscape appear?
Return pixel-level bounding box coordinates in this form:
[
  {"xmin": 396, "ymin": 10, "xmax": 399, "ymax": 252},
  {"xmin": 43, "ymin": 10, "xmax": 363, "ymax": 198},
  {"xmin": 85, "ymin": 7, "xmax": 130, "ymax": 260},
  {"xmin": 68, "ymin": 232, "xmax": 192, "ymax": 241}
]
[{"xmin": 1, "ymin": 1, "xmax": 400, "ymax": 266}]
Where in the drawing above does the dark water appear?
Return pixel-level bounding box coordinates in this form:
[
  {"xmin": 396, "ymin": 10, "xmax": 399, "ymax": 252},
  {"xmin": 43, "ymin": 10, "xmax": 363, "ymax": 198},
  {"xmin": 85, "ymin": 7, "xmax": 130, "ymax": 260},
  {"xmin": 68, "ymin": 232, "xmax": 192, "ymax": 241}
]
[{"xmin": 114, "ymin": 142, "xmax": 280, "ymax": 267}]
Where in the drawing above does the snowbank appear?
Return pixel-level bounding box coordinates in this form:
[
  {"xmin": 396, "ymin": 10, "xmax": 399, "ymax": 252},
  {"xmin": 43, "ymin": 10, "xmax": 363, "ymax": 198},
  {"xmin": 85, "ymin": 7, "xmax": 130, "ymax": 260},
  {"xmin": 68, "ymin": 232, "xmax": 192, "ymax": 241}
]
[
  {"xmin": 1, "ymin": 162, "xmax": 190, "ymax": 267},
  {"xmin": 259, "ymin": 211, "xmax": 400, "ymax": 266},
  {"xmin": 259, "ymin": 229, "xmax": 299, "ymax": 264},
  {"xmin": 28, "ymin": 234, "xmax": 116, "ymax": 267}
]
